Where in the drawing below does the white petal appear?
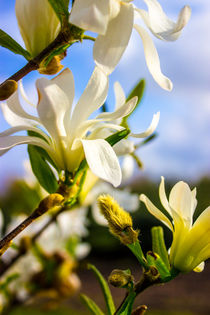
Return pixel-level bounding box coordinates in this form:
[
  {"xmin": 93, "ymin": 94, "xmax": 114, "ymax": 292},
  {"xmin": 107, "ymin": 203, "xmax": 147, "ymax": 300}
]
[
  {"xmin": 136, "ymin": 2, "xmax": 191, "ymax": 41},
  {"xmin": 0, "ymin": 125, "xmax": 50, "ymax": 143},
  {"xmin": 169, "ymin": 181, "xmax": 194, "ymax": 227},
  {"xmin": 70, "ymin": 67, "xmax": 108, "ymax": 133},
  {"xmin": 19, "ymin": 81, "xmax": 36, "ymax": 107},
  {"xmin": 6, "ymin": 90, "xmax": 39, "ymax": 121},
  {"xmin": 81, "ymin": 139, "xmax": 122, "ymax": 187},
  {"xmin": 114, "ymin": 82, "xmax": 126, "ymax": 110},
  {"xmin": 140, "ymin": 194, "xmax": 173, "ymax": 230},
  {"xmin": 130, "ymin": 112, "xmax": 160, "ymax": 138},
  {"xmin": 52, "ymin": 68, "xmax": 75, "ymax": 134},
  {"xmin": 96, "ymin": 96, "xmax": 137, "ymax": 121},
  {"xmin": 36, "ymin": 77, "xmax": 70, "ymax": 140},
  {"xmin": 69, "ymin": 0, "xmax": 109, "ymax": 35},
  {"xmin": 113, "ymin": 139, "xmax": 135, "ymax": 156},
  {"xmin": 121, "ymin": 154, "xmax": 135, "ymax": 181},
  {"xmin": 0, "ymin": 135, "xmax": 52, "ymax": 156},
  {"xmin": 134, "ymin": 25, "xmax": 172, "ymax": 91},
  {"xmin": 159, "ymin": 176, "xmax": 172, "ymax": 216},
  {"xmin": 1, "ymin": 102, "xmax": 38, "ymax": 127},
  {"xmin": 93, "ymin": 3, "xmax": 134, "ymax": 75}
]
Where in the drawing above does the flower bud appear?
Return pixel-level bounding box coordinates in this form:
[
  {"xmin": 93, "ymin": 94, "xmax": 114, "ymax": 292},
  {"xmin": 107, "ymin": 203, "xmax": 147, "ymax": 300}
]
[
  {"xmin": 108, "ymin": 269, "xmax": 133, "ymax": 288},
  {"xmin": 0, "ymin": 80, "xmax": 18, "ymax": 101},
  {"xmin": 98, "ymin": 194, "xmax": 139, "ymax": 245},
  {"xmin": 37, "ymin": 193, "xmax": 64, "ymax": 216},
  {"xmin": 15, "ymin": 0, "xmax": 61, "ymax": 57}
]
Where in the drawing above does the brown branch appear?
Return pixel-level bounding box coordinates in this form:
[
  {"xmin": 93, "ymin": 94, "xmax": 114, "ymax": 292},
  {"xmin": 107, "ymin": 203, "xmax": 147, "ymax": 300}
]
[{"xmin": 0, "ymin": 24, "xmax": 83, "ymax": 96}]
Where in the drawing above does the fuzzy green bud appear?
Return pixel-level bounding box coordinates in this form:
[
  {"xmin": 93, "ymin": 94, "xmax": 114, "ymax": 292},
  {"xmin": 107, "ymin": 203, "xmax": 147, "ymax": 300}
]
[{"xmin": 98, "ymin": 194, "xmax": 139, "ymax": 245}]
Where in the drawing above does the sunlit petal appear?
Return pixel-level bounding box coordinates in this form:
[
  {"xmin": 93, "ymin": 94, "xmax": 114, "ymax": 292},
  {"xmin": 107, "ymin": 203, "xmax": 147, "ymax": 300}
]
[
  {"xmin": 70, "ymin": 67, "xmax": 108, "ymax": 133},
  {"xmin": 130, "ymin": 112, "xmax": 160, "ymax": 138},
  {"xmin": 134, "ymin": 25, "xmax": 172, "ymax": 91},
  {"xmin": 69, "ymin": 0, "xmax": 109, "ymax": 34},
  {"xmin": 96, "ymin": 96, "xmax": 137, "ymax": 121},
  {"xmin": 136, "ymin": 1, "xmax": 191, "ymax": 41},
  {"xmin": 93, "ymin": 3, "xmax": 133, "ymax": 75},
  {"xmin": 81, "ymin": 139, "xmax": 122, "ymax": 187},
  {"xmin": 169, "ymin": 181, "xmax": 193, "ymax": 227},
  {"xmin": 140, "ymin": 194, "xmax": 173, "ymax": 230}
]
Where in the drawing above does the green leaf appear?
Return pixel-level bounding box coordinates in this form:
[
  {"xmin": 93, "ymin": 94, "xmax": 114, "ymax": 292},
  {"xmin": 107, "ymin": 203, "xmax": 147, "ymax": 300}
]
[
  {"xmin": 80, "ymin": 294, "xmax": 105, "ymax": 315},
  {"xmin": 28, "ymin": 145, "xmax": 58, "ymax": 194},
  {"xmin": 0, "ymin": 29, "xmax": 31, "ymax": 60},
  {"xmin": 115, "ymin": 291, "xmax": 136, "ymax": 315},
  {"xmin": 151, "ymin": 226, "xmax": 170, "ymax": 270},
  {"xmin": 88, "ymin": 264, "xmax": 115, "ymax": 315},
  {"xmin": 121, "ymin": 79, "xmax": 145, "ymax": 128},
  {"xmin": 127, "ymin": 241, "xmax": 149, "ymax": 270},
  {"xmin": 48, "ymin": 0, "xmax": 70, "ymax": 23},
  {"xmin": 105, "ymin": 129, "xmax": 130, "ymax": 147}
]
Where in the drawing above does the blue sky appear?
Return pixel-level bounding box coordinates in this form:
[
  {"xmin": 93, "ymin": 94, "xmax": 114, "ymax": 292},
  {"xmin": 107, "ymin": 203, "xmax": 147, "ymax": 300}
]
[{"xmin": 0, "ymin": 0, "xmax": 210, "ymax": 188}]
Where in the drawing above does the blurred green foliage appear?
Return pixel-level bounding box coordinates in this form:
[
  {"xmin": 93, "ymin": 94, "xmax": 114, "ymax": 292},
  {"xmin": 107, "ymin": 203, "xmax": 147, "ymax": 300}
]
[{"xmin": 8, "ymin": 306, "xmax": 196, "ymax": 315}]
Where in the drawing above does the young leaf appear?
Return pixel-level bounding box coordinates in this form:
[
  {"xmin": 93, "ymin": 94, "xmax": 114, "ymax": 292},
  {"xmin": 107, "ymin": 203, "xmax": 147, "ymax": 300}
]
[
  {"xmin": 28, "ymin": 145, "xmax": 58, "ymax": 194},
  {"xmin": 88, "ymin": 264, "xmax": 115, "ymax": 315},
  {"xmin": 151, "ymin": 226, "xmax": 170, "ymax": 270},
  {"xmin": 48, "ymin": 0, "xmax": 70, "ymax": 23},
  {"xmin": 0, "ymin": 29, "xmax": 31, "ymax": 60},
  {"xmin": 121, "ymin": 79, "xmax": 145, "ymax": 128},
  {"xmin": 105, "ymin": 129, "xmax": 130, "ymax": 147},
  {"xmin": 81, "ymin": 294, "xmax": 105, "ymax": 315}
]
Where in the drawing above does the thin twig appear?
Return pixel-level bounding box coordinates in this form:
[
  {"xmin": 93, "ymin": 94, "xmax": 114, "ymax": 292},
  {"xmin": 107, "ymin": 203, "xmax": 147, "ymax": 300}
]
[{"xmin": 0, "ymin": 25, "xmax": 82, "ymax": 89}]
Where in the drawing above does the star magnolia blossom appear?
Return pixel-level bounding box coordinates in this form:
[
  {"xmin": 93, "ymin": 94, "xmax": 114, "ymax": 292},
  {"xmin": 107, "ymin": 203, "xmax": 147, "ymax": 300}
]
[
  {"xmin": 0, "ymin": 67, "xmax": 159, "ymax": 187},
  {"xmin": 69, "ymin": 0, "xmax": 191, "ymax": 91},
  {"xmin": 15, "ymin": 0, "xmax": 61, "ymax": 57},
  {"xmin": 140, "ymin": 177, "xmax": 210, "ymax": 273}
]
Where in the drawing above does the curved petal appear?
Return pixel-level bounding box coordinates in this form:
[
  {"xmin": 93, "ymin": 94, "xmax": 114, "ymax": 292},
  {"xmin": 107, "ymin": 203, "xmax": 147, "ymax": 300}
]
[
  {"xmin": 159, "ymin": 176, "xmax": 172, "ymax": 216},
  {"xmin": 169, "ymin": 181, "xmax": 194, "ymax": 227},
  {"xmin": 1, "ymin": 102, "xmax": 39, "ymax": 127},
  {"xmin": 70, "ymin": 67, "xmax": 108, "ymax": 133},
  {"xmin": 113, "ymin": 139, "xmax": 135, "ymax": 156},
  {"xmin": 69, "ymin": 0, "xmax": 109, "ymax": 35},
  {"xmin": 136, "ymin": 2, "xmax": 191, "ymax": 41},
  {"xmin": 140, "ymin": 194, "xmax": 173, "ymax": 230},
  {"xmin": 130, "ymin": 112, "xmax": 160, "ymax": 138},
  {"xmin": 87, "ymin": 123, "xmax": 124, "ymax": 140},
  {"xmin": 81, "ymin": 139, "xmax": 122, "ymax": 187},
  {"xmin": 0, "ymin": 125, "xmax": 50, "ymax": 143},
  {"xmin": 52, "ymin": 68, "xmax": 75, "ymax": 134},
  {"xmin": 36, "ymin": 77, "xmax": 70, "ymax": 140},
  {"xmin": 0, "ymin": 135, "xmax": 53, "ymax": 156},
  {"xmin": 134, "ymin": 25, "xmax": 172, "ymax": 91},
  {"xmin": 93, "ymin": 3, "xmax": 134, "ymax": 75},
  {"xmin": 96, "ymin": 96, "xmax": 138, "ymax": 121},
  {"xmin": 19, "ymin": 80, "xmax": 36, "ymax": 107},
  {"xmin": 6, "ymin": 90, "xmax": 39, "ymax": 121},
  {"xmin": 114, "ymin": 81, "xmax": 126, "ymax": 109}
]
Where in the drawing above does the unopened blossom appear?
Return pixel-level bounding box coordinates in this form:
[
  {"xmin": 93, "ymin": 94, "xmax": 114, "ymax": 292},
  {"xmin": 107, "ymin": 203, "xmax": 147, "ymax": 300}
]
[
  {"xmin": 0, "ymin": 67, "xmax": 159, "ymax": 187},
  {"xmin": 140, "ymin": 177, "xmax": 210, "ymax": 273},
  {"xmin": 16, "ymin": 0, "xmax": 61, "ymax": 57},
  {"xmin": 70, "ymin": 0, "xmax": 191, "ymax": 90}
]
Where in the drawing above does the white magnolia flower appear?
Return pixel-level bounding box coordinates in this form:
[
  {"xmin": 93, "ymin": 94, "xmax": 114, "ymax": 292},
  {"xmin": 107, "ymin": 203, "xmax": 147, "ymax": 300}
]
[
  {"xmin": 0, "ymin": 67, "xmax": 159, "ymax": 187},
  {"xmin": 70, "ymin": 0, "xmax": 191, "ymax": 90},
  {"xmin": 140, "ymin": 177, "xmax": 210, "ymax": 273},
  {"xmin": 15, "ymin": 0, "xmax": 61, "ymax": 57}
]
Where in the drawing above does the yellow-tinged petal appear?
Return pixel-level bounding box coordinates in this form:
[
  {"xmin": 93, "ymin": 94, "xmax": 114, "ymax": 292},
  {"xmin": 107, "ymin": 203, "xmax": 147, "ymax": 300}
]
[{"xmin": 140, "ymin": 194, "xmax": 173, "ymax": 230}]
